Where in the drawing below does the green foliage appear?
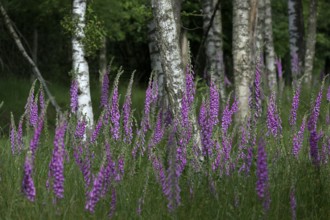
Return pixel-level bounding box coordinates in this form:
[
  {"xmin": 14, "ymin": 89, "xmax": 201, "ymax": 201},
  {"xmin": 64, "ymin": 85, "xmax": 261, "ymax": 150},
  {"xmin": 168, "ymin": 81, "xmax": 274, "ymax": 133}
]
[
  {"xmin": 61, "ymin": 4, "xmax": 106, "ymax": 58},
  {"xmin": 93, "ymin": 0, "xmax": 151, "ymax": 42}
]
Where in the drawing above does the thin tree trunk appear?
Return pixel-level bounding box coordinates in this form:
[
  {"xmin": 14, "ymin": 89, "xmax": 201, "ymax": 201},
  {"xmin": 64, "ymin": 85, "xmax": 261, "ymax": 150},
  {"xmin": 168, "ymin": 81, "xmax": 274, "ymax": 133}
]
[
  {"xmin": 0, "ymin": 3, "xmax": 61, "ymax": 113},
  {"xmin": 99, "ymin": 36, "xmax": 107, "ymax": 82},
  {"xmin": 264, "ymin": 0, "xmax": 277, "ymax": 92},
  {"xmin": 203, "ymin": 0, "xmax": 226, "ymax": 102},
  {"xmin": 256, "ymin": 0, "xmax": 265, "ymax": 53},
  {"xmin": 148, "ymin": 19, "xmax": 166, "ymax": 107},
  {"xmin": 72, "ymin": 0, "xmax": 94, "ymax": 127},
  {"xmin": 152, "ymin": 0, "xmax": 185, "ymax": 118},
  {"xmin": 304, "ymin": 0, "xmax": 318, "ymax": 85},
  {"xmin": 288, "ymin": 0, "xmax": 305, "ymax": 76},
  {"xmin": 233, "ymin": 0, "xmax": 256, "ymax": 122}
]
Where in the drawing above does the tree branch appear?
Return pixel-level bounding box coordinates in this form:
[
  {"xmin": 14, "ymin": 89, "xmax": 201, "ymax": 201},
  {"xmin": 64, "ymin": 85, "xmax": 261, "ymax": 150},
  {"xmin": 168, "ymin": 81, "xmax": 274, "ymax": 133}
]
[
  {"xmin": 195, "ymin": 0, "xmax": 221, "ymax": 71},
  {"xmin": 0, "ymin": 2, "xmax": 61, "ymax": 113}
]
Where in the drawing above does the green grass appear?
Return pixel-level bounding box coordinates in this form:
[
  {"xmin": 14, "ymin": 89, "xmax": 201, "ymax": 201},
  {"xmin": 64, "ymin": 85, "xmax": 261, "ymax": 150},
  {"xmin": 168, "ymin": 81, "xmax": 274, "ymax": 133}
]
[{"xmin": 1, "ymin": 76, "xmax": 330, "ymax": 219}]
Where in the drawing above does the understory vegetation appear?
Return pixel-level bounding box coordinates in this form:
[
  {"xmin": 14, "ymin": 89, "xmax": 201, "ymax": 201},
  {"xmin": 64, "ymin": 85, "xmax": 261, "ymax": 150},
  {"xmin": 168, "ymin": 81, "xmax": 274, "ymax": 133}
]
[{"xmin": 2, "ymin": 66, "xmax": 330, "ymax": 220}]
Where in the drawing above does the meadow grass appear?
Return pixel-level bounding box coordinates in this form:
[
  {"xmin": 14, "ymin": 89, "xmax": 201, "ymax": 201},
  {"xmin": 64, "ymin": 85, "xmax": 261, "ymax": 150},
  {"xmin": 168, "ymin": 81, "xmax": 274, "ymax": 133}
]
[{"xmin": 1, "ymin": 74, "xmax": 330, "ymax": 220}]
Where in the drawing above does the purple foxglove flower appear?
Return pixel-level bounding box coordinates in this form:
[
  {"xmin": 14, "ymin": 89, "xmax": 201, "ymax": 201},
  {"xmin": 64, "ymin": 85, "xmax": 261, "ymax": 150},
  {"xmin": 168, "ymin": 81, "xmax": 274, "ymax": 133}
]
[
  {"xmin": 110, "ymin": 87, "xmax": 120, "ymax": 140},
  {"xmin": 118, "ymin": 156, "xmax": 124, "ymax": 176},
  {"xmin": 209, "ymin": 82, "xmax": 219, "ymax": 125},
  {"xmin": 290, "ymin": 86, "xmax": 301, "ymax": 126},
  {"xmin": 267, "ymin": 93, "xmax": 282, "ymax": 137},
  {"xmin": 199, "ymin": 101, "xmax": 213, "ymax": 157},
  {"xmin": 152, "ymin": 156, "xmax": 167, "ymax": 195},
  {"xmin": 29, "ymin": 110, "xmax": 45, "ymax": 158},
  {"xmin": 109, "ymin": 189, "xmax": 117, "ymax": 218},
  {"xmin": 75, "ymin": 120, "xmax": 86, "ymax": 139},
  {"xmin": 90, "ymin": 114, "xmax": 103, "ymax": 143},
  {"xmin": 29, "ymin": 100, "xmax": 38, "ymax": 127},
  {"xmin": 48, "ymin": 120, "xmax": 67, "ymax": 199},
  {"xmin": 39, "ymin": 89, "xmax": 45, "ymax": 111},
  {"xmin": 123, "ymin": 91, "xmax": 133, "ymax": 144},
  {"xmin": 256, "ymin": 138, "xmax": 270, "ymax": 205},
  {"xmin": 85, "ymin": 165, "xmax": 105, "ymax": 213},
  {"xmin": 275, "ymin": 57, "xmax": 283, "ymax": 79},
  {"xmin": 308, "ymin": 85, "xmax": 323, "ymax": 132},
  {"xmin": 17, "ymin": 118, "xmax": 24, "ymax": 153},
  {"xmin": 185, "ymin": 67, "xmax": 195, "ymax": 107},
  {"xmin": 254, "ymin": 60, "xmax": 262, "ymax": 118},
  {"xmin": 151, "ymin": 111, "xmax": 164, "ymax": 146},
  {"xmin": 290, "ymin": 187, "xmax": 297, "ymax": 220},
  {"xmin": 309, "ymin": 130, "xmax": 322, "ymax": 166},
  {"xmin": 142, "ymin": 79, "xmax": 154, "ymax": 131},
  {"xmin": 10, "ymin": 114, "xmax": 17, "ymax": 155},
  {"xmin": 152, "ymin": 79, "xmax": 158, "ymax": 103},
  {"xmin": 181, "ymin": 94, "xmax": 189, "ymax": 128},
  {"xmin": 22, "ymin": 155, "xmax": 36, "ymax": 202},
  {"xmin": 221, "ymin": 97, "xmax": 238, "ymax": 135},
  {"xmin": 212, "ymin": 141, "xmax": 222, "ymax": 171},
  {"xmin": 292, "ymin": 117, "xmax": 306, "ymax": 158},
  {"xmin": 176, "ymin": 139, "xmax": 187, "ymax": 177},
  {"xmin": 100, "ymin": 72, "xmax": 109, "ymax": 108},
  {"xmin": 70, "ymin": 80, "xmax": 78, "ymax": 113}
]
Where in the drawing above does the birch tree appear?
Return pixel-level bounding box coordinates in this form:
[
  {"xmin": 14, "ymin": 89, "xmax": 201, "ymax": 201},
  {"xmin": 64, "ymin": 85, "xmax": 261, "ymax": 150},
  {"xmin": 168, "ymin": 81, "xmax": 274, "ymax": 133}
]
[
  {"xmin": 72, "ymin": 0, "xmax": 94, "ymax": 127},
  {"xmin": 148, "ymin": 20, "xmax": 166, "ymax": 106},
  {"xmin": 288, "ymin": 0, "xmax": 305, "ymax": 75},
  {"xmin": 233, "ymin": 0, "xmax": 258, "ymax": 122},
  {"xmin": 304, "ymin": 0, "xmax": 318, "ymax": 85},
  {"xmin": 264, "ymin": 0, "xmax": 277, "ymax": 92},
  {"xmin": 203, "ymin": 0, "xmax": 226, "ymax": 101},
  {"xmin": 151, "ymin": 0, "xmax": 185, "ymax": 118}
]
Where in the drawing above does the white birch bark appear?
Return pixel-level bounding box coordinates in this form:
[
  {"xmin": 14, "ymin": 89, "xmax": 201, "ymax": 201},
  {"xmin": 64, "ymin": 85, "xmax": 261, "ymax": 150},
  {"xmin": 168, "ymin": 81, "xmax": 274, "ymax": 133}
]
[
  {"xmin": 203, "ymin": 0, "xmax": 226, "ymax": 101},
  {"xmin": 288, "ymin": 0, "xmax": 305, "ymax": 75},
  {"xmin": 303, "ymin": 0, "xmax": 317, "ymax": 84},
  {"xmin": 255, "ymin": 0, "xmax": 265, "ymax": 53},
  {"xmin": 72, "ymin": 0, "xmax": 94, "ymax": 127},
  {"xmin": 233, "ymin": 0, "xmax": 254, "ymax": 122},
  {"xmin": 148, "ymin": 20, "xmax": 166, "ymax": 106},
  {"xmin": 152, "ymin": 0, "xmax": 185, "ymax": 118},
  {"xmin": 264, "ymin": 0, "xmax": 277, "ymax": 92}
]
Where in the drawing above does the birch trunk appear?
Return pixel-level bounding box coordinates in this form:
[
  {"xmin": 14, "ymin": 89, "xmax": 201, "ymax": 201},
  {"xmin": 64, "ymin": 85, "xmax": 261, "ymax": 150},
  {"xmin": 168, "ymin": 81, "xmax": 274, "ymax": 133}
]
[
  {"xmin": 203, "ymin": 0, "xmax": 226, "ymax": 102},
  {"xmin": 72, "ymin": 0, "xmax": 94, "ymax": 127},
  {"xmin": 152, "ymin": 0, "xmax": 185, "ymax": 118},
  {"xmin": 256, "ymin": 0, "xmax": 264, "ymax": 53},
  {"xmin": 233, "ymin": 0, "xmax": 255, "ymax": 122},
  {"xmin": 264, "ymin": 0, "xmax": 277, "ymax": 92},
  {"xmin": 148, "ymin": 20, "xmax": 166, "ymax": 106},
  {"xmin": 288, "ymin": 0, "xmax": 305, "ymax": 75},
  {"xmin": 303, "ymin": 0, "xmax": 317, "ymax": 84}
]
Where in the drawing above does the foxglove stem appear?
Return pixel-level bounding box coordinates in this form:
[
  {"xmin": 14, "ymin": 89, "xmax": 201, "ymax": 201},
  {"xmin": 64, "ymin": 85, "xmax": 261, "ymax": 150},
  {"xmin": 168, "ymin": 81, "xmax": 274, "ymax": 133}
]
[
  {"xmin": 254, "ymin": 60, "xmax": 262, "ymax": 118},
  {"xmin": 22, "ymin": 154, "xmax": 36, "ymax": 202},
  {"xmin": 70, "ymin": 80, "xmax": 78, "ymax": 113},
  {"xmin": 308, "ymin": 85, "xmax": 323, "ymax": 132},
  {"xmin": 290, "ymin": 86, "xmax": 301, "ymax": 126},
  {"xmin": 267, "ymin": 92, "xmax": 282, "ymax": 137},
  {"xmin": 209, "ymin": 82, "xmax": 219, "ymax": 125},
  {"xmin": 256, "ymin": 138, "xmax": 270, "ymax": 209},
  {"xmin": 292, "ymin": 117, "xmax": 306, "ymax": 158},
  {"xmin": 100, "ymin": 72, "xmax": 109, "ymax": 108},
  {"xmin": 110, "ymin": 87, "xmax": 120, "ymax": 140}
]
